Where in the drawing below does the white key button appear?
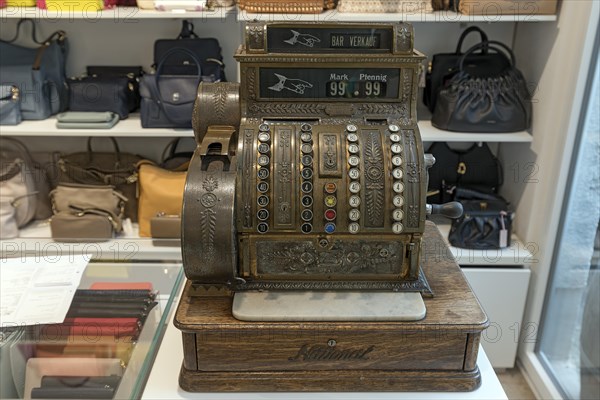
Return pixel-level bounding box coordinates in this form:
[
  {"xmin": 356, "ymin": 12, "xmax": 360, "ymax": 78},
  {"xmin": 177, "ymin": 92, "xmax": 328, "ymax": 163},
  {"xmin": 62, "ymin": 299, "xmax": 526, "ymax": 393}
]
[
  {"xmin": 348, "ymin": 143, "xmax": 360, "ymax": 154},
  {"xmin": 393, "ymin": 181, "xmax": 404, "ymax": 193},
  {"xmin": 392, "ymin": 155, "xmax": 402, "ymax": 166},
  {"xmin": 388, "ymin": 124, "xmax": 399, "ymax": 133},
  {"xmin": 392, "ymin": 168, "xmax": 403, "ymax": 179},
  {"xmin": 349, "ymin": 182, "xmax": 361, "ymax": 193},
  {"xmin": 348, "ymin": 168, "xmax": 360, "ymax": 180},
  {"xmin": 349, "ymin": 195, "xmax": 361, "ymax": 207},
  {"xmin": 393, "ymin": 195, "xmax": 404, "ymax": 207},
  {"xmin": 390, "ymin": 133, "xmax": 401, "ymax": 142},
  {"xmin": 347, "ymin": 133, "xmax": 358, "ymax": 142},
  {"xmin": 349, "ymin": 209, "xmax": 360, "ymax": 221},
  {"xmin": 349, "ymin": 222, "xmax": 360, "ymax": 234},
  {"xmin": 392, "ymin": 209, "xmax": 403, "ymax": 221},
  {"xmin": 392, "ymin": 222, "xmax": 404, "ymax": 234},
  {"xmin": 391, "ymin": 143, "xmax": 402, "ymax": 154},
  {"xmin": 348, "ymin": 155, "xmax": 360, "ymax": 167}
]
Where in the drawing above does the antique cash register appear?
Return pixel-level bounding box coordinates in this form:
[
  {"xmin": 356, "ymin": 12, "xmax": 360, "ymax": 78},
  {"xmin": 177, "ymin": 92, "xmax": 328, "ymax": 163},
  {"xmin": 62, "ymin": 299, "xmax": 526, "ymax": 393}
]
[{"xmin": 174, "ymin": 21, "xmax": 488, "ymax": 392}]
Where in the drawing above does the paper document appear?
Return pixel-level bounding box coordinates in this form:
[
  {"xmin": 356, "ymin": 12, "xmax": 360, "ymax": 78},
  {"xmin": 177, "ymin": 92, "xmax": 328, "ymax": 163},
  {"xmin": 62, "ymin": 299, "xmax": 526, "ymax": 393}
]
[{"xmin": 0, "ymin": 254, "xmax": 89, "ymax": 326}]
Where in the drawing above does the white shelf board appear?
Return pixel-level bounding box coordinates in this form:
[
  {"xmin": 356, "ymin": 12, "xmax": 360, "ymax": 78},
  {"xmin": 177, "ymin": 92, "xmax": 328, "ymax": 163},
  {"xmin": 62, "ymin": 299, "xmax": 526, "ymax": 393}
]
[
  {"xmin": 436, "ymin": 223, "xmax": 534, "ymax": 266},
  {"xmin": 0, "ymin": 220, "xmax": 182, "ymax": 261},
  {"xmin": 0, "ymin": 6, "xmax": 234, "ymax": 19},
  {"xmin": 1, "ymin": 116, "xmax": 532, "ymax": 142},
  {"xmin": 237, "ymin": 9, "xmax": 557, "ymax": 23},
  {"xmin": 0, "ymin": 114, "xmax": 194, "ymax": 137}
]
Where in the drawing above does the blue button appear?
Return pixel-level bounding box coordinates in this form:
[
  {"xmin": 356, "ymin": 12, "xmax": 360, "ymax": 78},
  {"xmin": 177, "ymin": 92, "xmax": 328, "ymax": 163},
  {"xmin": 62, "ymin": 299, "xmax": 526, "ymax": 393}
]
[{"xmin": 324, "ymin": 222, "xmax": 336, "ymax": 234}]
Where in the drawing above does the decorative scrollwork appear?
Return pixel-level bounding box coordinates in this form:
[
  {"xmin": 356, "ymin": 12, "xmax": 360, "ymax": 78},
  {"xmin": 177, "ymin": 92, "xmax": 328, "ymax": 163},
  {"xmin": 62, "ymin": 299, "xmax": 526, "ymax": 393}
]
[
  {"xmin": 249, "ymin": 102, "xmax": 324, "ymax": 116},
  {"xmin": 364, "ymin": 132, "xmax": 385, "ymax": 227}
]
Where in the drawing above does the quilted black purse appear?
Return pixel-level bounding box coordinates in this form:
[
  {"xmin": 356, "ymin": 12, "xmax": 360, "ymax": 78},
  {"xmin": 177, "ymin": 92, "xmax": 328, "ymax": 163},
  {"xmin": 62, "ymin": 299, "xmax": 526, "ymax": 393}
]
[{"xmin": 432, "ymin": 40, "xmax": 532, "ymax": 133}]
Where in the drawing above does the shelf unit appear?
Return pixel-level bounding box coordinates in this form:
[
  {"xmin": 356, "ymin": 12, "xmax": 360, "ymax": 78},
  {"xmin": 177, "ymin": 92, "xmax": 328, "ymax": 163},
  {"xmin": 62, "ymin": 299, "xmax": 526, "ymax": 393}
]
[{"xmin": 0, "ymin": 6, "xmax": 235, "ymax": 19}]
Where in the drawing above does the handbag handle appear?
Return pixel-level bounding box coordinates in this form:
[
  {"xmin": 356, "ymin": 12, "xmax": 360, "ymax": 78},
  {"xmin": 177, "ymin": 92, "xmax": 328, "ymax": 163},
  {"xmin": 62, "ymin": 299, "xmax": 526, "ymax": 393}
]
[
  {"xmin": 459, "ymin": 40, "xmax": 516, "ymax": 71},
  {"xmin": 0, "ymin": 18, "xmax": 66, "ymax": 46},
  {"xmin": 178, "ymin": 20, "xmax": 198, "ymax": 39},
  {"xmin": 455, "ymin": 26, "xmax": 489, "ymax": 54},
  {"xmin": 86, "ymin": 137, "xmax": 122, "ymax": 165}
]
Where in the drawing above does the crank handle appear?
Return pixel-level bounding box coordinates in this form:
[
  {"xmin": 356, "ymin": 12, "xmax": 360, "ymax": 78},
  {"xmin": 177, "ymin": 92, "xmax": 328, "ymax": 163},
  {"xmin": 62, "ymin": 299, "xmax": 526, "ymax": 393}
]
[{"xmin": 426, "ymin": 202, "xmax": 463, "ymax": 219}]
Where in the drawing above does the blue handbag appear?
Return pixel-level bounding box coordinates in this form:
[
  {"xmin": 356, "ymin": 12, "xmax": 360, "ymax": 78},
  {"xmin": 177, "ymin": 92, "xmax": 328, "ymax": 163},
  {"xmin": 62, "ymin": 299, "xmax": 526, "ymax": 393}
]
[
  {"xmin": 0, "ymin": 19, "xmax": 68, "ymax": 120},
  {"xmin": 0, "ymin": 85, "xmax": 22, "ymax": 125}
]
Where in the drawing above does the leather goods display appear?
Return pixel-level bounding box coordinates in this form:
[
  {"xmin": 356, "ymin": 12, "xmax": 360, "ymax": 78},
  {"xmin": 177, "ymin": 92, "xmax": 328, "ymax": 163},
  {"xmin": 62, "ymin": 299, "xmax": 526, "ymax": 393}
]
[
  {"xmin": 153, "ymin": 20, "xmax": 226, "ymax": 81},
  {"xmin": 140, "ymin": 48, "xmax": 201, "ymax": 129},
  {"xmin": 68, "ymin": 76, "xmax": 134, "ymax": 119},
  {"xmin": 448, "ymin": 188, "xmax": 514, "ymax": 249},
  {"xmin": 207, "ymin": 0, "xmax": 235, "ymax": 6},
  {"xmin": 55, "ymin": 111, "xmax": 119, "ymax": 129},
  {"xmin": 0, "ymin": 84, "xmax": 21, "ymax": 125},
  {"xmin": 0, "ymin": 197, "xmax": 18, "ymax": 239},
  {"xmin": 56, "ymin": 137, "xmax": 142, "ymax": 221},
  {"xmin": 150, "ymin": 214, "xmax": 181, "ymax": 239},
  {"xmin": 50, "ymin": 183, "xmax": 127, "ymax": 242},
  {"xmin": 426, "ymin": 142, "xmax": 502, "ymax": 203},
  {"xmin": 424, "ymin": 26, "xmax": 511, "ymax": 113},
  {"xmin": 40, "ymin": 0, "xmax": 104, "ymax": 10},
  {"xmin": 0, "ymin": 137, "xmax": 53, "ymax": 222},
  {"xmin": 337, "ymin": 0, "xmax": 432, "ymax": 13},
  {"xmin": 155, "ymin": 0, "xmax": 208, "ymax": 11},
  {"xmin": 459, "ymin": 0, "xmax": 558, "ymax": 15},
  {"xmin": 6, "ymin": 0, "xmax": 36, "ymax": 5},
  {"xmin": 432, "ymin": 40, "xmax": 532, "ymax": 133},
  {"xmin": 137, "ymin": 160, "xmax": 186, "ymax": 237},
  {"xmin": 159, "ymin": 138, "xmax": 193, "ymax": 170},
  {"xmin": 0, "ymin": 19, "xmax": 68, "ymax": 120},
  {"xmin": 86, "ymin": 65, "xmax": 144, "ymax": 112},
  {"xmin": 136, "ymin": 0, "xmax": 154, "ymax": 9},
  {"xmin": 237, "ymin": 0, "xmax": 335, "ymax": 12}
]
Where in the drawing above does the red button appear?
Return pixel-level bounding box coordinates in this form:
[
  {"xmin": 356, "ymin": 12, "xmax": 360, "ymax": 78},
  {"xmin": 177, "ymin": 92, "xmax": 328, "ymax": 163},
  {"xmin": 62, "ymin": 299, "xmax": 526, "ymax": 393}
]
[{"xmin": 325, "ymin": 209, "xmax": 336, "ymax": 221}]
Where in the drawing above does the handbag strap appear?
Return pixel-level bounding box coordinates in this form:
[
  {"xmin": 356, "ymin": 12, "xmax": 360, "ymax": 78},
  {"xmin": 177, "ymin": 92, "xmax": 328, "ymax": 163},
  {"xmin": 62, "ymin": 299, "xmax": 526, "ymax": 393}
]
[
  {"xmin": 86, "ymin": 137, "xmax": 122, "ymax": 165},
  {"xmin": 459, "ymin": 40, "xmax": 516, "ymax": 71},
  {"xmin": 455, "ymin": 26, "xmax": 488, "ymax": 54},
  {"xmin": 1, "ymin": 19, "xmax": 42, "ymax": 44},
  {"xmin": 177, "ymin": 20, "xmax": 198, "ymax": 39},
  {"xmin": 0, "ymin": 137, "xmax": 36, "ymax": 167}
]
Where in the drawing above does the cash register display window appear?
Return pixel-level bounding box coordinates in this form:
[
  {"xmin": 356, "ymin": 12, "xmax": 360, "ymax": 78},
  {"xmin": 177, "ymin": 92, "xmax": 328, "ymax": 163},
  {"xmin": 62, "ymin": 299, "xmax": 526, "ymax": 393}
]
[{"xmin": 259, "ymin": 68, "xmax": 401, "ymax": 100}]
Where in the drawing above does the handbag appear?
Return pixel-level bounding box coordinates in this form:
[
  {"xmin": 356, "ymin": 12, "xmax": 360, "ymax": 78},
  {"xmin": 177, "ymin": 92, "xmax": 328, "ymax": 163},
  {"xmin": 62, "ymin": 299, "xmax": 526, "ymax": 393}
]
[
  {"xmin": 337, "ymin": 0, "xmax": 432, "ymax": 13},
  {"xmin": 160, "ymin": 138, "xmax": 193, "ymax": 170},
  {"xmin": 155, "ymin": 0, "xmax": 208, "ymax": 10},
  {"xmin": 432, "ymin": 40, "xmax": 532, "ymax": 133},
  {"xmin": 86, "ymin": 65, "xmax": 144, "ymax": 112},
  {"xmin": 424, "ymin": 27, "xmax": 511, "ymax": 113},
  {"xmin": 0, "ymin": 19, "xmax": 68, "ymax": 120},
  {"xmin": 55, "ymin": 111, "xmax": 119, "ymax": 129},
  {"xmin": 137, "ymin": 160, "xmax": 186, "ymax": 237},
  {"xmin": 0, "ymin": 198, "xmax": 19, "ymax": 239},
  {"xmin": 56, "ymin": 137, "xmax": 142, "ymax": 221},
  {"xmin": 0, "ymin": 85, "xmax": 22, "ymax": 126},
  {"xmin": 140, "ymin": 48, "xmax": 202, "ymax": 129},
  {"xmin": 448, "ymin": 188, "xmax": 514, "ymax": 250},
  {"xmin": 427, "ymin": 142, "xmax": 502, "ymax": 204},
  {"xmin": 0, "ymin": 137, "xmax": 53, "ymax": 222},
  {"xmin": 153, "ymin": 20, "xmax": 225, "ymax": 81},
  {"xmin": 68, "ymin": 76, "xmax": 134, "ymax": 119},
  {"xmin": 39, "ymin": 0, "xmax": 104, "ymax": 10},
  {"xmin": 238, "ymin": 0, "xmax": 335, "ymax": 13}
]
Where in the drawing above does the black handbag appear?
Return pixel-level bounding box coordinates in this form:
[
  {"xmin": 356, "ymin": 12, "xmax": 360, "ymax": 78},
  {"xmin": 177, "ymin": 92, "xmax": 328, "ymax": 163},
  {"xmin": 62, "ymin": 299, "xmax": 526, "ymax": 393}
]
[
  {"xmin": 153, "ymin": 20, "xmax": 226, "ymax": 82},
  {"xmin": 432, "ymin": 40, "xmax": 532, "ymax": 133},
  {"xmin": 86, "ymin": 65, "xmax": 144, "ymax": 112},
  {"xmin": 448, "ymin": 188, "xmax": 514, "ymax": 250},
  {"xmin": 424, "ymin": 26, "xmax": 510, "ymax": 113},
  {"xmin": 140, "ymin": 48, "xmax": 202, "ymax": 129},
  {"xmin": 68, "ymin": 76, "xmax": 134, "ymax": 119},
  {"xmin": 427, "ymin": 142, "xmax": 502, "ymax": 203},
  {"xmin": 56, "ymin": 137, "xmax": 143, "ymax": 222}
]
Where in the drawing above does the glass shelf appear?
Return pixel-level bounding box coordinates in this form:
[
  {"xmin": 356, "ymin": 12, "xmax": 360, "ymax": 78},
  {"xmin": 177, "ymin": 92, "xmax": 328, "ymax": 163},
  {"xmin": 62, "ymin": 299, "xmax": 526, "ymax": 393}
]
[{"xmin": 0, "ymin": 261, "xmax": 184, "ymax": 400}]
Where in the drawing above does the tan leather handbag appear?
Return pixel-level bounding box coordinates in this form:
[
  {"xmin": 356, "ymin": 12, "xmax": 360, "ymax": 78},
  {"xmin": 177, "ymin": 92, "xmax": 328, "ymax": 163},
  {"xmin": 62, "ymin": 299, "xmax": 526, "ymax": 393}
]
[{"xmin": 137, "ymin": 161, "xmax": 187, "ymax": 238}]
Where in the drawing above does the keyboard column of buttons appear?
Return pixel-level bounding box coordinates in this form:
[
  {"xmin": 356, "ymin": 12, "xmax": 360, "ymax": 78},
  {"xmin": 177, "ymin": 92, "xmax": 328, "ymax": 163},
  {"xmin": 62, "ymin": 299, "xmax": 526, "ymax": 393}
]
[
  {"xmin": 346, "ymin": 124, "xmax": 361, "ymax": 235},
  {"xmin": 300, "ymin": 124, "xmax": 314, "ymax": 234},
  {"xmin": 256, "ymin": 123, "xmax": 271, "ymax": 234},
  {"xmin": 389, "ymin": 124, "xmax": 404, "ymax": 234}
]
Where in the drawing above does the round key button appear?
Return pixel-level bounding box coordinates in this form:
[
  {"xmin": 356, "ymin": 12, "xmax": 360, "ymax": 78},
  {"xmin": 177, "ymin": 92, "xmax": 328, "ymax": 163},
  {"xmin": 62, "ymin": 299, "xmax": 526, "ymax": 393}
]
[
  {"xmin": 324, "ymin": 222, "xmax": 336, "ymax": 234},
  {"xmin": 390, "ymin": 133, "xmax": 401, "ymax": 142},
  {"xmin": 258, "ymin": 132, "xmax": 271, "ymax": 142},
  {"xmin": 346, "ymin": 124, "xmax": 357, "ymax": 133},
  {"xmin": 257, "ymin": 223, "xmax": 269, "ymax": 234},
  {"xmin": 348, "ymin": 222, "xmax": 360, "ymax": 234},
  {"xmin": 393, "ymin": 195, "xmax": 404, "ymax": 207},
  {"xmin": 301, "ymin": 223, "xmax": 313, "ymax": 234},
  {"xmin": 257, "ymin": 181, "xmax": 269, "ymax": 193},
  {"xmin": 258, "ymin": 143, "xmax": 270, "ymax": 154},
  {"xmin": 348, "ymin": 155, "xmax": 360, "ymax": 167},
  {"xmin": 257, "ymin": 168, "xmax": 269, "ymax": 180},
  {"xmin": 349, "ymin": 182, "xmax": 361, "ymax": 193},
  {"xmin": 392, "ymin": 168, "xmax": 403, "ymax": 179},
  {"xmin": 259, "ymin": 123, "xmax": 269, "ymax": 132},
  {"xmin": 301, "ymin": 168, "xmax": 313, "ymax": 180},
  {"xmin": 347, "ymin": 133, "xmax": 358, "ymax": 143},
  {"xmin": 348, "ymin": 143, "xmax": 359, "ymax": 154},
  {"xmin": 258, "ymin": 155, "xmax": 270, "ymax": 166},
  {"xmin": 391, "ymin": 155, "xmax": 402, "ymax": 166},
  {"xmin": 349, "ymin": 208, "xmax": 360, "ymax": 221},
  {"xmin": 257, "ymin": 209, "xmax": 269, "ymax": 221},
  {"xmin": 324, "ymin": 182, "xmax": 337, "ymax": 194},
  {"xmin": 324, "ymin": 209, "xmax": 336, "ymax": 221},
  {"xmin": 388, "ymin": 124, "xmax": 399, "ymax": 133},
  {"xmin": 393, "ymin": 209, "xmax": 403, "ymax": 221},
  {"xmin": 348, "ymin": 168, "xmax": 360, "ymax": 180},
  {"xmin": 391, "ymin": 143, "xmax": 402, "ymax": 154},
  {"xmin": 301, "ymin": 155, "xmax": 313, "ymax": 166},
  {"xmin": 301, "ymin": 181, "xmax": 313, "ymax": 193},
  {"xmin": 301, "ymin": 195, "xmax": 313, "ymax": 207},
  {"xmin": 301, "ymin": 123, "xmax": 312, "ymax": 132},
  {"xmin": 349, "ymin": 195, "xmax": 361, "ymax": 208},
  {"xmin": 301, "ymin": 209, "xmax": 313, "ymax": 222},
  {"xmin": 392, "ymin": 222, "xmax": 404, "ymax": 234},
  {"xmin": 393, "ymin": 181, "xmax": 404, "ymax": 193},
  {"xmin": 257, "ymin": 195, "xmax": 269, "ymax": 207},
  {"xmin": 301, "ymin": 144, "xmax": 313, "ymax": 154},
  {"xmin": 300, "ymin": 132, "xmax": 312, "ymax": 143},
  {"xmin": 325, "ymin": 195, "xmax": 337, "ymax": 208}
]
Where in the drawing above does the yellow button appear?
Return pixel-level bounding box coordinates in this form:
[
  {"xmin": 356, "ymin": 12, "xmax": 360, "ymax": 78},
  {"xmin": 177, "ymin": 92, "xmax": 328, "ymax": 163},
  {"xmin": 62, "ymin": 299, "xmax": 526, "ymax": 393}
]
[{"xmin": 325, "ymin": 195, "xmax": 337, "ymax": 208}]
